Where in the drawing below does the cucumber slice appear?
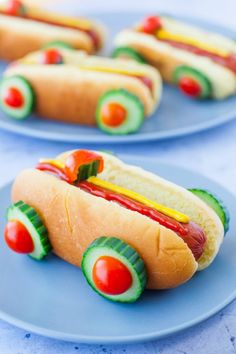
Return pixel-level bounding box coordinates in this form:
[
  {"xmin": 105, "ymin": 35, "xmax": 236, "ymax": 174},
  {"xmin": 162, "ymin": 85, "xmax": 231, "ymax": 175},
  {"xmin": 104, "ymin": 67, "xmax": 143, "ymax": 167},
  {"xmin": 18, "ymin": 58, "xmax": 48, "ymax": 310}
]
[
  {"xmin": 173, "ymin": 65, "xmax": 212, "ymax": 99},
  {"xmin": 77, "ymin": 160, "xmax": 100, "ymax": 182},
  {"xmin": 189, "ymin": 189, "xmax": 229, "ymax": 234},
  {"xmin": 7, "ymin": 201, "xmax": 52, "ymax": 260},
  {"xmin": 96, "ymin": 89, "xmax": 144, "ymax": 135},
  {"xmin": 82, "ymin": 237, "xmax": 147, "ymax": 303},
  {"xmin": 42, "ymin": 41, "xmax": 73, "ymax": 50},
  {"xmin": 112, "ymin": 47, "xmax": 146, "ymax": 63},
  {"xmin": 0, "ymin": 76, "xmax": 35, "ymax": 119}
]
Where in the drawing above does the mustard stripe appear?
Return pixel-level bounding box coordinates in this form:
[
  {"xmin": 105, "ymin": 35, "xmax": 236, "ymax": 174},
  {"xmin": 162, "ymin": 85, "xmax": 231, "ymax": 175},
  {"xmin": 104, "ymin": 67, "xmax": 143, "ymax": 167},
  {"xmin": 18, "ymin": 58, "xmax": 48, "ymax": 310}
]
[
  {"xmin": 88, "ymin": 176, "xmax": 189, "ymax": 223},
  {"xmin": 157, "ymin": 29, "xmax": 229, "ymax": 58}
]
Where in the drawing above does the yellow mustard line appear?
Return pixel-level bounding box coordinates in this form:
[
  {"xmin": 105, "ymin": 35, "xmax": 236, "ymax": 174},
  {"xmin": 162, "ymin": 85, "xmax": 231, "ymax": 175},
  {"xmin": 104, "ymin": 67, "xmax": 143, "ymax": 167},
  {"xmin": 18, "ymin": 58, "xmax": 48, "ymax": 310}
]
[
  {"xmin": 78, "ymin": 65, "xmax": 147, "ymax": 77},
  {"xmin": 157, "ymin": 29, "xmax": 229, "ymax": 58},
  {"xmin": 88, "ymin": 176, "xmax": 189, "ymax": 223}
]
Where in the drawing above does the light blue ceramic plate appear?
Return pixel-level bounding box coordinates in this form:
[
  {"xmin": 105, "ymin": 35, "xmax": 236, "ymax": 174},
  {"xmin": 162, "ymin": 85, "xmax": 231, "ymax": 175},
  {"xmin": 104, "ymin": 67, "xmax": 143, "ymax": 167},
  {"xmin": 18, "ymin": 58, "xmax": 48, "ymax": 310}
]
[
  {"xmin": 0, "ymin": 13, "xmax": 236, "ymax": 144},
  {"xmin": 0, "ymin": 155, "xmax": 235, "ymax": 344}
]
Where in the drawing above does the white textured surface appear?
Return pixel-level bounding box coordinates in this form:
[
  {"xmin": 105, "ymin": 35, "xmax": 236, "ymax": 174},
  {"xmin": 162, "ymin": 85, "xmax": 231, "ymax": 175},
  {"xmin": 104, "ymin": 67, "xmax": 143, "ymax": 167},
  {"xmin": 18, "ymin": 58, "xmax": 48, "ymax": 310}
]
[{"xmin": 0, "ymin": 0, "xmax": 236, "ymax": 353}]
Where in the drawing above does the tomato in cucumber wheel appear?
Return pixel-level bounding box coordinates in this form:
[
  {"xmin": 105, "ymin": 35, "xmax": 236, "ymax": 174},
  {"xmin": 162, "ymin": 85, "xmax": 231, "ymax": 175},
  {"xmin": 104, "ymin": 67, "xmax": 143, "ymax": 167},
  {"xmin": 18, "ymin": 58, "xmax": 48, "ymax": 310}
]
[
  {"xmin": 173, "ymin": 66, "xmax": 212, "ymax": 99},
  {"xmin": 5, "ymin": 201, "xmax": 52, "ymax": 260},
  {"xmin": 0, "ymin": 76, "xmax": 35, "ymax": 119},
  {"xmin": 82, "ymin": 237, "xmax": 147, "ymax": 302},
  {"xmin": 96, "ymin": 89, "xmax": 144, "ymax": 135}
]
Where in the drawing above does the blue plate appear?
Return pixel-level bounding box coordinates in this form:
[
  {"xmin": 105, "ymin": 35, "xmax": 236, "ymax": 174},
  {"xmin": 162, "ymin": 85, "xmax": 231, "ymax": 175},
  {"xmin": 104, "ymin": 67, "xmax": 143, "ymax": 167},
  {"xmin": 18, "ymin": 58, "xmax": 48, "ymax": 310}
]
[
  {"xmin": 0, "ymin": 13, "xmax": 236, "ymax": 144},
  {"xmin": 0, "ymin": 155, "xmax": 235, "ymax": 344}
]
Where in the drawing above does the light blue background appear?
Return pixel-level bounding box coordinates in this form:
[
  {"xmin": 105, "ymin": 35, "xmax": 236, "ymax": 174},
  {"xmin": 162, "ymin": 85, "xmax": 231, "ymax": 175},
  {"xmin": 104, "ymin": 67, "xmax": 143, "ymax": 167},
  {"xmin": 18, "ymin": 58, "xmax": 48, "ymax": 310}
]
[{"xmin": 0, "ymin": 0, "xmax": 236, "ymax": 353}]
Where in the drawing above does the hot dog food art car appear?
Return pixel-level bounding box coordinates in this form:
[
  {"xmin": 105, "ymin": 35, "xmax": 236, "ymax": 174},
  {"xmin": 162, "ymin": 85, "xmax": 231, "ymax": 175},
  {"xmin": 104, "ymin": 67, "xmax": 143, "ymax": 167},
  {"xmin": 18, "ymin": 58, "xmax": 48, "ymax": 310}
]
[
  {"xmin": 0, "ymin": 48, "xmax": 162, "ymax": 135},
  {"xmin": 4, "ymin": 150, "xmax": 229, "ymax": 302},
  {"xmin": 113, "ymin": 15, "xmax": 236, "ymax": 99},
  {"xmin": 0, "ymin": 0, "xmax": 105, "ymax": 61}
]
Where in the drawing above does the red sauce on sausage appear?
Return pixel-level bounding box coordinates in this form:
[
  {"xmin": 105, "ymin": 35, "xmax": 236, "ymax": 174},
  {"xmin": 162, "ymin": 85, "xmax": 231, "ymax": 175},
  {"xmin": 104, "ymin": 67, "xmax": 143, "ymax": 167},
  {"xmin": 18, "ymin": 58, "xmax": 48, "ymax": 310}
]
[
  {"xmin": 158, "ymin": 38, "xmax": 236, "ymax": 73},
  {"xmin": 78, "ymin": 180, "xmax": 206, "ymax": 260}
]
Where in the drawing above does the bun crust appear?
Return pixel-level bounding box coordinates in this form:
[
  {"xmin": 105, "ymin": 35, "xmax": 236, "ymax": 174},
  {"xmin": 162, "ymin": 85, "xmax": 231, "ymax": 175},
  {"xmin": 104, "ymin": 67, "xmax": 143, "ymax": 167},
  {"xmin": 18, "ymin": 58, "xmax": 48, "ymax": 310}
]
[
  {"xmin": 6, "ymin": 65, "xmax": 158, "ymax": 124},
  {"xmin": 115, "ymin": 29, "xmax": 236, "ymax": 99},
  {"xmin": 12, "ymin": 169, "xmax": 198, "ymax": 290},
  {"xmin": 0, "ymin": 14, "xmax": 104, "ymax": 61}
]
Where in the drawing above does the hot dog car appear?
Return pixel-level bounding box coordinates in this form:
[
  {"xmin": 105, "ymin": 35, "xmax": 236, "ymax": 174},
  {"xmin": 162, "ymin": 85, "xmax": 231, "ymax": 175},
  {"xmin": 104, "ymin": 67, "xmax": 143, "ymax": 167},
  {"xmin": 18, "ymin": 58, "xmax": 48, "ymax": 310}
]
[
  {"xmin": 0, "ymin": 48, "xmax": 162, "ymax": 135},
  {"xmin": 4, "ymin": 150, "xmax": 229, "ymax": 302},
  {"xmin": 0, "ymin": 0, "xmax": 105, "ymax": 61},
  {"xmin": 113, "ymin": 15, "xmax": 236, "ymax": 99}
]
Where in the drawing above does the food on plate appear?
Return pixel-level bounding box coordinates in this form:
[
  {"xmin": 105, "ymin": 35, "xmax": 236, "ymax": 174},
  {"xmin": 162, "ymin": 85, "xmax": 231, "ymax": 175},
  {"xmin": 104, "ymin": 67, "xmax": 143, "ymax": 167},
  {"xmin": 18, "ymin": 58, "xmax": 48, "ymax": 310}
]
[
  {"xmin": 0, "ymin": 49, "xmax": 162, "ymax": 135},
  {"xmin": 0, "ymin": 0, "xmax": 105, "ymax": 61},
  {"xmin": 4, "ymin": 150, "xmax": 228, "ymax": 302},
  {"xmin": 113, "ymin": 15, "xmax": 236, "ymax": 99}
]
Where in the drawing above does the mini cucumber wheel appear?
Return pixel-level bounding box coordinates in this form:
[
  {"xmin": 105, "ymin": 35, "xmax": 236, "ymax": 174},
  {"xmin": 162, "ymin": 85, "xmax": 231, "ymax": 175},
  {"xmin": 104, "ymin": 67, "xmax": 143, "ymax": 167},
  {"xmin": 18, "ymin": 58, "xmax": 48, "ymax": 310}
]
[
  {"xmin": 96, "ymin": 89, "xmax": 144, "ymax": 135},
  {"xmin": 0, "ymin": 76, "xmax": 34, "ymax": 119},
  {"xmin": 5, "ymin": 201, "xmax": 52, "ymax": 260},
  {"xmin": 189, "ymin": 189, "xmax": 229, "ymax": 234},
  {"xmin": 112, "ymin": 47, "xmax": 146, "ymax": 63},
  {"xmin": 173, "ymin": 66, "xmax": 212, "ymax": 99},
  {"xmin": 42, "ymin": 41, "xmax": 73, "ymax": 50},
  {"xmin": 82, "ymin": 237, "xmax": 147, "ymax": 303}
]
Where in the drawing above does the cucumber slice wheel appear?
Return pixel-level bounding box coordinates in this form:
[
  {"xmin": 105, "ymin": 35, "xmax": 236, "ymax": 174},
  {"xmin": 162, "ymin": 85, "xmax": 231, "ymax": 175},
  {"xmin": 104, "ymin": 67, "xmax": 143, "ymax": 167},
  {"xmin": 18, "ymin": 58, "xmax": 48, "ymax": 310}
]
[
  {"xmin": 42, "ymin": 41, "xmax": 73, "ymax": 50},
  {"xmin": 96, "ymin": 89, "xmax": 144, "ymax": 135},
  {"xmin": 7, "ymin": 201, "xmax": 52, "ymax": 260},
  {"xmin": 112, "ymin": 47, "xmax": 146, "ymax": 63},
  {"xmin": 189, "ymin": 189, "xmax": 230, "ymax": 234},
  {"xmin": 0, "ymin": 76, "xmax": 34, "ymax": 119},
  {"xmin": 82, "ymin": 237, "xmax": 147, "ymax": 303},
  {"xmin": 173, "ymin": 66, "xmax": 212, "ymax": 99}
]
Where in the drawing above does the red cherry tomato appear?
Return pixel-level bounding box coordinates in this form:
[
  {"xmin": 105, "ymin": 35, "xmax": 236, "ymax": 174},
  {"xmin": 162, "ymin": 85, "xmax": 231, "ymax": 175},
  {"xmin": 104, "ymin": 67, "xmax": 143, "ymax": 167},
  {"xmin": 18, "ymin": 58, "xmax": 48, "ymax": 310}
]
[
  {"xmin": 40, "ymin": 49, "xmax": 63, "ymax": 65},
  {"xmin": 93, "ymin": 256, "xmax": 133, "ymax": 295},
  {"xmin": 3, "ymin": 87, "xmax": 24, "ymax": 108},
  {"xmin": 141, "ymin": 16, "xmax": 162, "ymax": 34},
  {"xmin": 4, "ymin": 220, "xmax": 34, "ymax": 254},
  {"xmin": 101, "ymin": 102, "xmax": 127, "ymax": 127},
  {"xmin": 65, "ymin": 150, "xmax": 104, "ymax": 183},
  {"xmin": 5, "ymin": 0, "xmax": 24, "ymax": 16},
  {"xmin": 179, "ymin": 76, "xmax": 202, "ymax": 98}
]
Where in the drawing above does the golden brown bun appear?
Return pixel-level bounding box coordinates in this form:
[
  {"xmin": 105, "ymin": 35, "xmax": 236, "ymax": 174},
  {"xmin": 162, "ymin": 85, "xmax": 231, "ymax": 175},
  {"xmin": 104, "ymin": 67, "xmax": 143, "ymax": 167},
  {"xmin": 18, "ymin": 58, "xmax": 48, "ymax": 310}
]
[
  {"xmin": 12, "ymin": 169, "xmax": 198, "ymax": 289},
  {"xmin": 115, "ymin": 30, "xmax": 236, "ymax": 99},
  {"xmin": 6, "ymin": 65, "xmax": 157, "ymax": 124},
  {"xmin": 0, "ymin": 10, "xmax": 105, "ymax": 61}
]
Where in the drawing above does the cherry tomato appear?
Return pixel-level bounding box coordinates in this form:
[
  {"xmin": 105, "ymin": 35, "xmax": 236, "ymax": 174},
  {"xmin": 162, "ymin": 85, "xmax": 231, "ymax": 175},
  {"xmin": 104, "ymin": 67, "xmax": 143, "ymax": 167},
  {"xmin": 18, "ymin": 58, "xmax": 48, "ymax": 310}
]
[
  {"xmin": 179, "ymin": 76, "xmax": 202, "ymax": 98},
  {"xmin": 40, "ymin": 49, "xmax": 63, "ymax": 65},
  {"xmin": 4, "ymin": 220, "xmax": 34, "ymax": 254},
  {"xmin": 141, "ymin": 16, "xmax": 162, "ymax": 34},
  {"xmin": 101, "ymin": 102, "xmax": 127, "ymax": 127},
  {"xmin": 65, "ymin": 150, "xmax": 104, "ymax": 183},
  {"xmin": 93, "ymin": 256, "xmax": 133, "ymax": 295},
  {"xmin": 3, "ymin": 87, "xmax": 24, "ymax": 108},
  {"xmin": 5, "ymin": 0, "xmax": 24, "ymax": 16}
]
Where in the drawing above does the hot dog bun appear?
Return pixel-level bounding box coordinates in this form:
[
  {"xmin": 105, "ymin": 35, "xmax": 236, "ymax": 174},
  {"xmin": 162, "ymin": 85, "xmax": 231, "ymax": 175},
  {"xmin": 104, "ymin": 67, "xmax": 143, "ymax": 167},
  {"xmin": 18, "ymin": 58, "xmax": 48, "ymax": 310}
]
[
  {"xmin": 0, "ymin": 5, "xmax": 105, "ymax": 61},
  {"xmin": 115, "ymin": 17, "xmax": 236, "ymax": 99},
  {"xmin": 5, "ymin": 57, "xmax": 161, "ymax": 123},
  {"xmin": 12, "ymin": 168, "xmax": 198, "ymax": 289},
  {"xmin": 58, "ymin": 151, "xmax": 225, "ymax": 270},
  {"xmin": 19, "ymin": 49, "xmax": 162, "ymax": 105}
]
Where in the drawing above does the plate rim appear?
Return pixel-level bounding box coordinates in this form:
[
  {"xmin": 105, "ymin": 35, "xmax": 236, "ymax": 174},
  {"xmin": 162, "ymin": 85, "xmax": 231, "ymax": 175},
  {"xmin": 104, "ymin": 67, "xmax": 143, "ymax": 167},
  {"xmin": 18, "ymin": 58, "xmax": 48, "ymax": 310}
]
[
  {"xmin": 0, "ymin": 12, "xmax": 236, "ymax": 144},
  {"xmin": 0, "ymin": 156, "xmax": 236, "ymax": 344}
]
